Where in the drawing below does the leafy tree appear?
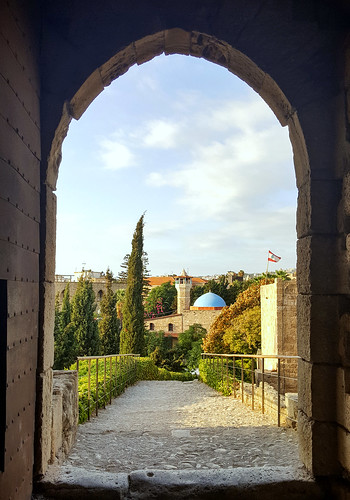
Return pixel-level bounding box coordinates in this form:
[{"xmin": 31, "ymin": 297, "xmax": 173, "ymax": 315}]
[
  {"xmin": 274, "ymin": 269, "xmax": 291, "ymax": 280},
  {"xmin": 144, "ymin": 281, "xmax": 177, "ymax": 317},
  {"xmin": 119, "ymin": 214, "xmax": 146, "ymax": 354},
  {"xmin": 145, "ymin": 330, "xmax": 172, "ymax": 358},
  {"xmin": 190, "ymin": 275, "xmax": 250, "ymax": 307},
  {"xmin": 177, "ymin": 324, "xmax": 207, "ymax": 371},
  {"xmin": 99, "ymin": 268, "xmax": 120, "ymax": 354},
  {"xmin": 223, "ymin": 306, "xmax": 261, "ymax": 353},
  {"xmin": 71, "ymin": 276, "xmax": 100, "ymax": 356},
  {"xmin": 202, "ymin": 277, "xmax": 274, "ymax": 354}
]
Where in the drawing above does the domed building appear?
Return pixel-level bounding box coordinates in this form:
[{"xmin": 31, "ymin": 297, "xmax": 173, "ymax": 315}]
[
  {"xmin": 191, "ymin": 292, "xmax": 226, "ymax": 310},
  {"xmin": 144, "ymin": 270, "xmax": 226, "ymax": 345}
]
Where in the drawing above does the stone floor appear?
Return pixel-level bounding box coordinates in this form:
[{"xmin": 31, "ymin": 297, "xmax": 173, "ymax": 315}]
[
  {"xmin": 34, "ymin": 380, "xmax": 324, "ymax": 499},
  {"xmin": 55, "ymin": 379, "xmax": 304, "ymax": 473}
]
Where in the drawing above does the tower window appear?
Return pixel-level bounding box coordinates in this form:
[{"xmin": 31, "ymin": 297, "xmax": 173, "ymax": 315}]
[
  {"xmin": 168, "ymin": 323, "xmax": 174, "ymax": 332},
  {"xmin": 149, "ymin": 323, "xmax": 155, "ymax": 331}
]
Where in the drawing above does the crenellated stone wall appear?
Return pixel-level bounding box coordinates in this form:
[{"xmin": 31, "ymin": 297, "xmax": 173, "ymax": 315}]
[
  {"xmin": 50, "ymin": 371, "xmax": 79, "ymax": 465},
  {"xmin": 260, "ymin": 279, "xmax": 297, "ymax": 392}
]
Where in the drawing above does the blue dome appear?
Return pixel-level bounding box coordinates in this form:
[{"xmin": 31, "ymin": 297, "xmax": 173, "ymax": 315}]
[{"xmin": 193, "ymin": 292, "xmax": 226, "ymax": 308}]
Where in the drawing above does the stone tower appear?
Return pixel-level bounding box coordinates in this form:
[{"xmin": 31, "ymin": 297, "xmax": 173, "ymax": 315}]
[{"xmin": 174, "ymin": 269, "xmax": 192, "ymax": 314}]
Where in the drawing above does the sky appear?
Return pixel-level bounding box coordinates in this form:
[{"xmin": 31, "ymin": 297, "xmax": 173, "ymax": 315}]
[{"xmin": 56, "ymin": 54, "xmax": 297, "ymax": 278}]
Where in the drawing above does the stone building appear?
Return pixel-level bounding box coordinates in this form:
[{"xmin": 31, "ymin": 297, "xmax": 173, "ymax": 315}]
[
  {"xmin": 55, "ymin": 276, "xmax": 125, "ymax": 308},
  {"xmin": 260, "ymin": 279, "xmax": 298, "ymax": 392},
  {"xmin": 2, "ymin": 1, "xmax": 350, "ymax": 497},
  {"xmin": 145, "ymin": 271, "xmax": 226, "ymax": 344}
]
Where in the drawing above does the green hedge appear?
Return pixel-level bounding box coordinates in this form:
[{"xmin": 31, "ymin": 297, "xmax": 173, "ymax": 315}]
[
  {"xmin": 199, "ymin": 357, "xmax": 253, "ymax": 396},
  {"xmin": 136, "ymin": 357, "xmax": 195, "ymax": 382}
]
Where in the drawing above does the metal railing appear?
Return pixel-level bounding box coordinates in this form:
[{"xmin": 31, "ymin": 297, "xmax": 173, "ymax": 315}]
[
  {"xmin": 201, "ymin": 353, "xmax": 299, "ymax": 427},
  {"xmin": 76, "ymin": 354, "xmax": 140, "ymax": 422}
]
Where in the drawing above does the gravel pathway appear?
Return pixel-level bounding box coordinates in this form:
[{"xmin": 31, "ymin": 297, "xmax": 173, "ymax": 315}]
[{"xmin": 59, "ymin": 379, "xmax": 303, "ymax": 474}]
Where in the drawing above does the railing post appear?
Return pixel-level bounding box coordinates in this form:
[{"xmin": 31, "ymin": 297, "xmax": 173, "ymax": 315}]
[
  {"xmin": 115, "ymin": 355, "xmax": 118, "ymax": 396},
  {"xmin": 109, "ymin": 356, "xmax": 112, "ymax": 404},
  {"xmin": 241, "ymin": 357, "xmax": 244, "ymax": 403},
  {"xmin": 103, "ymin": 357, "xmax": 107, "ymax": 409},
  {"xmin": 96, "ymin": 358, "xmax": 99, "ymax": 417},
  {"xmin": 251, "ymin": 358, "xmax": 254, "ymax": 411},
  {"xmin": 225, "ymin": 357, "xmax": 229, "ymax": 393},
  {"xmin": 88, "ymin": 359, "xmax": 91, "ymax": 421},
  {"xmin": 277, "ymin": 357, "xmax": 281, "ymax": 427},
  {"xmin": 261, "ymin": 357, "xmax": 265, "ymax": 415},
  {"xmin": 233, "ymin": 356, "xmax": 236, "ymax": 398}
]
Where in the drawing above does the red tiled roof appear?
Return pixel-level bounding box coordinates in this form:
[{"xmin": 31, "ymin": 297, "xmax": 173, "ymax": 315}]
[{"xmin": 147, "ymin": 276, "xmax": 207, "ymax": 287}]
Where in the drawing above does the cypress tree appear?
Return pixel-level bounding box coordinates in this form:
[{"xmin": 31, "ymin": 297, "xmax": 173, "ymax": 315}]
[
  {"xmin": 99, "ymin": 268, "xmax": 120, "ymax": 354},
  {"xmin": 119, "ymin": 214, "xmax": 145, "ymax": 354},
  {"xmin": 71, "ymin": 276, "xmax": 100, "ymax": 356},
  {"xmin": 53, "ymin": 285, "xmax": 78, "ymax": 369},
  {"xmin": 53, "ymin": 292, "xmax": 63, "ymax": 369},
  {"xmin": 60, "ymin": 283, "xmax": 71, "ymax": 331}
]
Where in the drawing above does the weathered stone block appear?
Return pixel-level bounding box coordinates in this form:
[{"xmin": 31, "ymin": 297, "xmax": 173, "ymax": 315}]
[
  {"xmin": 38, "ymin": 281, "xmax": 55, "ymax": 372},
  {"xmin": 51, "ymin": 391, "xmax": 63, "ymax": 462},
  {"xmin": 100, "ymin": 43, "xmax": 137, "ymax": 87},
  {"xmin": 70, "ymin": 68, "xmax": 104, "ymax": 120},
  {"xmin": 134, "ymin": 32, "xmax": 164, "ymax": 66},
  {"xmin": 164, "ymin": 28, "xmax": 190, "ymax": 55},
  {"xmin": 297, "ymin": 235, "xmax": 342, "ymax": 295},
  {"xmin": 337, "ymin": 426, "xmax": 350, "ymax": 474},
  {"xmin": 52, "ymin": 371, "xmax": 79, "ymax": 460},
  {"xmin": 298, "ymin": 360, "xmax": 337, "ymax": 421},
  {"xmin": 40, "ymin": 186, "xmax": 57, "ymax": 284},
  {"xmin": 34, "ymin": 368, "xmax": 53, "ymax": 477},
  {"xmin": 297, "ymin": 294, "xmax": 340, "ymax": 364},
  {"xmin": 298, "ymin": 410, "xmax": 340, "ymax": 476}
]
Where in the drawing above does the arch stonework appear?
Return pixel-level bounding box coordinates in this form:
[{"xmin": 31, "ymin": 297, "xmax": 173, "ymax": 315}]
[{"xmin": 1, "ymin": 1, "xmax": 350, "ymax": 497}]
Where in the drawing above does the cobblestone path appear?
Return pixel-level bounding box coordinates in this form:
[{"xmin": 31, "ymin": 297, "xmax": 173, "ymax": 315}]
[{"xmin": 59, "ymin": 379, "xmax": 303, "ymax": 474}]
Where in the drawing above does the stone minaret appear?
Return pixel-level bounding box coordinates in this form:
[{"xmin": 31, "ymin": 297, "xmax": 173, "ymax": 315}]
[{"xmin": 174, "ymin": 269, "xmax": 192, "ymax": 314}]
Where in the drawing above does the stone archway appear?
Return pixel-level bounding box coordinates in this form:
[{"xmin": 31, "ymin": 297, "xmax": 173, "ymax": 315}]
[
  {"xmin": 39, "ymin": 26, "xmax": 341, "ymax": 479},
  {"xmin": 2, "ymin": 2, "xmax": 349, "ymax": 497}
]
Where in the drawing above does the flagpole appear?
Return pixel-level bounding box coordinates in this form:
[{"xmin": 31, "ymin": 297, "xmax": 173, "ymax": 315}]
[{"xmin": 265, "ymin": 252, "xmax": 269, "ymax": 285}]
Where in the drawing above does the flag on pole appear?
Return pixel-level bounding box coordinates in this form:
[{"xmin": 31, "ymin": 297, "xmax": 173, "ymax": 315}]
[{"xmin": 268, "ymin": 251, "xmax": 281, "ymax": 263}]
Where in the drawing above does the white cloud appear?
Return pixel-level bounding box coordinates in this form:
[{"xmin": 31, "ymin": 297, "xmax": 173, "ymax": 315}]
[
  {"xmin": 143, "ymin": 120, "xmax": 179, "ymax": 149},
  {"xmin": 99, "ymin": 138, "xmax": 136, "ymax": 170},
  {"xmin": 143, "ymin": 95, "xmax": 294, "ymax": 221}
]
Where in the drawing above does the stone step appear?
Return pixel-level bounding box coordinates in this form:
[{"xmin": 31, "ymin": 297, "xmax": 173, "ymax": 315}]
[{"xmin": 33, "ymin": 466, "xmax": 325, "ymax": 499}]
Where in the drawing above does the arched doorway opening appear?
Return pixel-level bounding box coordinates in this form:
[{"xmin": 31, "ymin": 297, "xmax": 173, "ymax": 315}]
[{"xmin": 38, "ymin": 23, "xmax": 345, "ymax": 481}]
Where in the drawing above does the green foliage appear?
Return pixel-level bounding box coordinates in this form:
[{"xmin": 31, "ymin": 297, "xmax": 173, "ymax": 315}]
[
  {"xmin": 99, "ymin": 268, "xmax": 120, "ymax": 355},
  {"xmin": 120, "ymin": 214, "xmax": 146, "ymax": 355},
  {"xmin": 136, "ymin": 357, "xmax": 195, "ymax": 382},
  {"xmin": 71, "ymin": 276, "xmax": 100, "ymax": 356},
  {"xmin": 73, "ymin": 356, "xmax": 138, "ymax": 423},
  {"xmin": 223, "ymin": 306, "xmax": 261, "ymax": 353},
  {"xmin": 54, "ymin": 285, "xmax": 78, "ymax": 369},
  {"xmin": 118, "ymin": 251, "xmax": 150, "ymax": 297},
  {"xmin": 144, "ymin": 324, "xmax": 207, "ymax": 373},
  {"xmin": 61, "ymin": 283, "xmax": 71, "ymax": 331},
  {"xmin": 203, "ymin": 277, "xmax": 274, "ymax": 354},
  {"xmin": 199, "ymin": 357, "xmax": 254, "ymax": 396},
  {"xmin": 144, "ymin": 281, "xmax": 176, "ymax": 316},
  {"xmin": 190, "ymin": 275, "xmax": 250, "ymax": 307},
  {"xmin": 145, "ymin": 330, "xmax": 172, "ymax": 357},
  {"xmin": 53, "ymin": 293, "xmax": 63, "ymax": 369},
  {"xmin": 177, "ymin": 323, "xmax": 207, "ymax": 372}
]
